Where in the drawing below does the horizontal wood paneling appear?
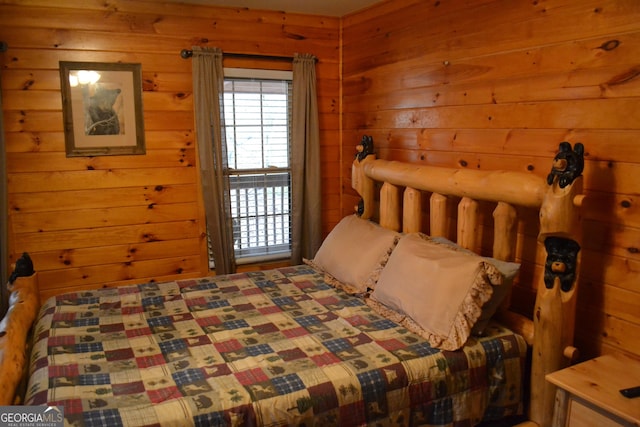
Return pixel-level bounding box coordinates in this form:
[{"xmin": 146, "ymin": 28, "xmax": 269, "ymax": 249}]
[
  {"xmin": 0, "ymin": 0, "xmax": 341, "ymax": 300},
  {"xmin": 342, "ymin": 0, "xmax": 640, "ymax": 360},
  {"xmin": 12, "ymin": 202, "xmax": 200, "ymax": 232},
  {"xmin": 17, "ymin": 221, "xmax": 200, "ymax": 252},
  {"xmin": 7, "ymin": 168, "xmax": 198, "ymax": 193},
  {"xmin": 8, "ymin": 184, "xmax": 197, "ymax": 212},
  {"xmin": 7, "ymin": 150, "xmax": 197, "ymax": 172}
]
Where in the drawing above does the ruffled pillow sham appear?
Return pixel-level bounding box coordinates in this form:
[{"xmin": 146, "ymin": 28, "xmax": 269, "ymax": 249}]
[
  {"xmin": 429, "ymin": 236, "xmax": 521, "ymax": 335},
  {"xmin": 307, "ymin": 214, "xmax": 401, "ymax": 295},
  {"xmin": 368, "ymin": 233, "xmax": 503, "ymax": 350}
]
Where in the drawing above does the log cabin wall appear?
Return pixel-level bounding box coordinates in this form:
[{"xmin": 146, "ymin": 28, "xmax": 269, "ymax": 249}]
[
  {"xmin": 341, "ymin": 0, "xmax": 640, "ymax": 360},
  {"xmin": 0, "ymin": 0, "xmax": 341, "ymax": 301}
]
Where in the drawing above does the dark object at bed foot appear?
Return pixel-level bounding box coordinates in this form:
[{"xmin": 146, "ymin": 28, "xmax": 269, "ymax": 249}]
[{"xmin": 8, "ymin": 253, "xmax": 34, "ymax": 284}]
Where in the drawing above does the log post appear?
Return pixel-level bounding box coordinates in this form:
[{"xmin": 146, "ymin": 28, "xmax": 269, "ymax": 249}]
[
  {"xmin": 430, "ymin": 193, "xmax": 449, "ymax": 238},
  {"xmin": 492, "ymin": 202, "xmax": 517, "ymax": 262},
  {"xmin": 352, "ymin": 136, "xmax": 376, "ymax": 219},
  {"xmin": 493, "ymin": 202, "xmax": 518, "ymax": 311},
  {"xmin": 0, "ymin": 271, "xmax": 40, "ymax": 405},
  {"xmin": 529, "ymin": 142, "xmax": 584, "ymax": 427},
  {"xmin": 403, "ymin": 187, "xmax": 422, "ymax": 233},
  {"xmin": 380, "ymin": 182, "xmax": 401, "ymax": 231},
  {"xmin": 457, "ymin": 197, "xmax": 479, "ymax": 251}
]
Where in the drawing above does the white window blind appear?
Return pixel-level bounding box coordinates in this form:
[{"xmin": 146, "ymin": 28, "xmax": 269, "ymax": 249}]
[{"xmin": 220, "ymin": 71, "xmax": 293, "ymax": 264}]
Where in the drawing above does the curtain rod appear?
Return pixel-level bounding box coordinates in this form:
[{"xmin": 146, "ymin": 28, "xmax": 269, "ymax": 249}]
[{"xmin": 180, "ymin": 49, "xmax": 293, "ymax": 62}]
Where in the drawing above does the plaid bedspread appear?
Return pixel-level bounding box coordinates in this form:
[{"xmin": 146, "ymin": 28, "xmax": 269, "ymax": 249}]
[{"xmin": 26, "ymin": 265, "xmax": 526, "ymax": 426}]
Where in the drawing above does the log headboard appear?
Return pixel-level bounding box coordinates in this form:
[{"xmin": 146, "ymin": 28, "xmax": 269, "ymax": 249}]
[{"xmin": 351, "ymin": 136, "xmax": 585, "ymax": 427}]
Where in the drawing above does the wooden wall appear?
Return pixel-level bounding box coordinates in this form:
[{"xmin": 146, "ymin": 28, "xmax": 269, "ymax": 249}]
[
  {"xmin": 0, "ymin": 0, "xmax": 341, "ymax": 301},
  {"xmin": 342, "ymin": 0, "xmax": 640, "ymax": 360}
]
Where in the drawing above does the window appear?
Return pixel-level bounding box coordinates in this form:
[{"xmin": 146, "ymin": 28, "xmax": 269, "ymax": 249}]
[{"xmin": 222, "ymin": 69, "xmax": 293, "ymax": 264}]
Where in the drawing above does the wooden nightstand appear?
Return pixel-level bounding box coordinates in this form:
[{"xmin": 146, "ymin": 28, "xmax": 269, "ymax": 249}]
[{"xmin": 546, "ymin": 353, "xmax": 640, "ymax": 427}]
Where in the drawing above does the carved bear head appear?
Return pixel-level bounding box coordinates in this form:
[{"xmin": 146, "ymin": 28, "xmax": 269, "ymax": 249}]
[
  {"xmin": 546, "ymin": 141, "xmax": 585, "ymax": 189},
  {"xmin": 544, "ymin": 236, "xmax": 581, "ymax": 291}
]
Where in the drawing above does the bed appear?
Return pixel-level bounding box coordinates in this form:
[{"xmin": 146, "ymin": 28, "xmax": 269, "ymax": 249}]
[{"xmin": 0, "ymin": 137, "xmax": 586, "ymax": 427}]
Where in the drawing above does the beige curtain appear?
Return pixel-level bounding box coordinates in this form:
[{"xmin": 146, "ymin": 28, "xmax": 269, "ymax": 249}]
[
  {"xmin": 291, "ymin": 53, "xmax": 322, "ymax": 263},
  {"xmin": 191, "ymin": 47, "xmax": 236, "ymax": 274},
  {"xmin": 0, "ymin": 62, "xmax": 8, "ymax": 314}
]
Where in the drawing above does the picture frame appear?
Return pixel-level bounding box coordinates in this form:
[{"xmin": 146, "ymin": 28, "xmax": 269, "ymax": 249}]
[{"xmin": 60, "ymin": 61, "xmax": 146, "ymax": 157}]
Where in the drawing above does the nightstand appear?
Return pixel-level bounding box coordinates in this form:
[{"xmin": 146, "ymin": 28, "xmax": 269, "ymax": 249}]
[{"xmin": 546, "ymin": 353, "xmax": 640, "ymax": 427}]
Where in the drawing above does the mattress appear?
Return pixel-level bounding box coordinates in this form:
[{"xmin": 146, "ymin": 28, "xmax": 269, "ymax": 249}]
[{"xmin": 26, "ymin": 264, "xmax": 526, "ymax": 426}]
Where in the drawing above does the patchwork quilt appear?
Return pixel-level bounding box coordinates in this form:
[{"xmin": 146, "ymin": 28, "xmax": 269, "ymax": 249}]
[{"xmin": 26, "ymin": 265, "xmax": 526, "ymax": 426}]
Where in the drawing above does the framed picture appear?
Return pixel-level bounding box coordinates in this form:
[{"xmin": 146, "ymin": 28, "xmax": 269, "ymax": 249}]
[{"xmin": 60, "ymin": 61, "xmax": 145, "ymax": 157}]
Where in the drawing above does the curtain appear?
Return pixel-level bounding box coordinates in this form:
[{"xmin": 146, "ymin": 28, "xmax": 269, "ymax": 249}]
[
  {"xmin": 191, "ymin": 47, "xmax": 236, "ymax": 274},
  {"xmin": 291, "ymin": 53, "xmax": 322, "ymax": 263},
  {"xmin": 0, "ymin": 42, "xmax": 8, "ymax": 315}
]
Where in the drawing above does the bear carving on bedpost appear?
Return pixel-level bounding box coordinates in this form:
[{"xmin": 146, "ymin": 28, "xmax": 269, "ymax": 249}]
[
  {"xmin": 529, "ymin": 142, "xmax": 585, "ymax": 427},
  {"xmin": 0, "ymin": 252, "xmax": 40, "ymax": 405},
  {"xmin": 352, "ymin": 135, "xmax": 376, "ymax": 219}
]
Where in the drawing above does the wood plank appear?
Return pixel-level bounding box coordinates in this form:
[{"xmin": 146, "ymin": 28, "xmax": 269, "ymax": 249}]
[
  {"xmin": 0, "ymin": 46, "xmax": 337, "ymax": 82},
  {"xmin": 0, "ymin": 49, "xmax": 191, "ymax": 73},
  {"xmin": 108, "ymin": 0, "xmax": 340, "ymax": 27},
  {"xmin": 6, "ymin": 149, "xmax": 196, "ymax": 172},
  {"xmin": 575, "ymin": 315, "xmax": 640, "ymax": 360},
  {"xmin": 342, "ymin": 0, "xmax": 427, "ymax": 26},
  {"xmin": 14, "ymin": 221, "xmax": 200, "ymax": 252},
  {"xmin": 0, "ymin": 27, "xmax": 338, "ymax": 63},
  {"xmin": 3, "ymin": 111, "xmax": 63, "ymax": 132},
  {"xmin": 2, "ymin": 109, "xmax": 195, "ymax": 132},
  {"xmin": 0, "ymin": 2, "xmax": 339, "ymax": 35},
  {"xmin": 343, "ymin": 0, "xmax": 640, "ymax": 75},
  {"xmin": 344, "ymin": 98, "xmax": 640, "ymax": 131},
  {"xmin": 578, "ymin": 280, "xmax": 640, "ymax": 325},
  {"xmin": 583, "ymin": 191, "xmax": 640, "ymax": 229},
  {"xmin": 582, "ymin": 218, "xmax": 640, "ymax": 261},
  {"xmin": 29, "ymin": 239, "xmax": 201, "ymax": 270},
  {"xmin": 2, "ymin": 67, "xmax": 324, "ymax": 95},
  {"xmin": 345, "ymin": 64, "xmax": 640, "ymax": 114},
  {"xmin": 341, "ymin": 128, "xmax": 640, "ymax": 164},
  {"xmin": 11, "ymin": 202, "xmax": 200, "ymax": 232},
  {"xmin": 4, "ymin": 130, "xmax": 195, "ymax": 152},
  {"xmin": 7, "ymin": 167, "xmax": 197, "ymax": 193},
  {"xmin": 343, "ymin": 31, "xmax": 640, "ymax": 97},
  {"xmin": 0, "ymin": 69, "xmax": 62, "ymax": 91},
  {"xmin": 36, "ymin": 255, "xmax": 202, "ymax": 291},
  {"xmin": 4, "ymin": 131, "xmax": 65, "ymax": 153},
  {"xmin": 8, "ymin": 184, "xmax": 197, "ymax": 212},
  {"xmin": 580, "ymin": 250, "xmax": 640, "ymax": 293}
]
